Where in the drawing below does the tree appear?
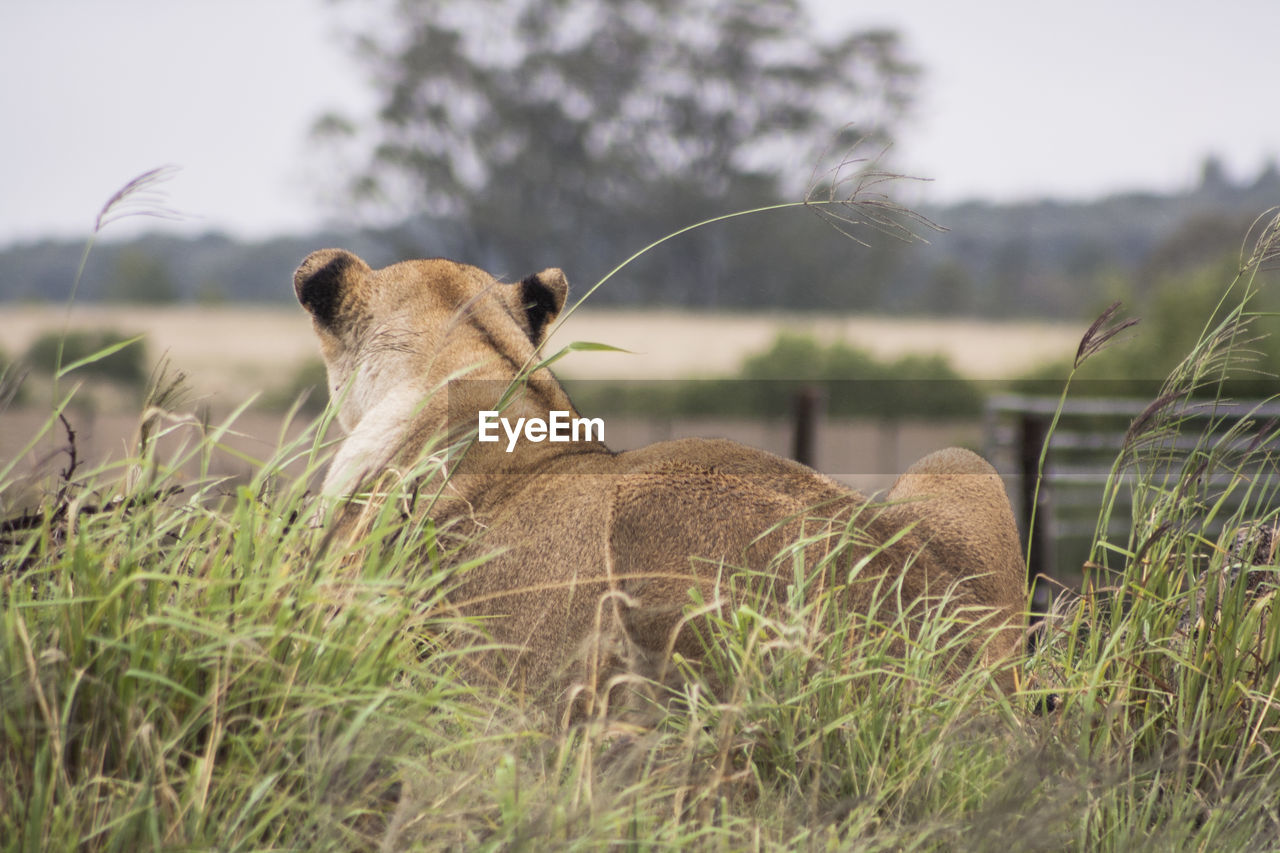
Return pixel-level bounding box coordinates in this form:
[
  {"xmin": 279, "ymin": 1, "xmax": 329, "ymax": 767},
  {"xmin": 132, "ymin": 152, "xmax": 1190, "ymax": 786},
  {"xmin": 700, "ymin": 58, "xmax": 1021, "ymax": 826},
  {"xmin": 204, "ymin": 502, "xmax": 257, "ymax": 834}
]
[
  {"xmin": 105, "ymin": 247, "xmax": 178, "ymax": 304},
  {"xmin": 317, "ymin": 0, "xmax": 919, "ymax": 305},
  {"xmin": 1198, "ymin": 154, "xmax": 1231, "ymax": 194}
]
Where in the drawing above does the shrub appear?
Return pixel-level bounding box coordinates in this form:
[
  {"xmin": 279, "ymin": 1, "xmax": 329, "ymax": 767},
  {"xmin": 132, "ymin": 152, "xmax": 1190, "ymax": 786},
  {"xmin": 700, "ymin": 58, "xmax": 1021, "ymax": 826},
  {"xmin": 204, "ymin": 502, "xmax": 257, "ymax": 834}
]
[
  {"xmin": 566, "ymin": 332, "xmax": 985, "ymax": 420},
  {"xmin": 22, "ymin": 328, "xmax": 147, "ymax": 387},
  {"xmin": 262, "ymin": 357, "xmax": 329, "ymax": 414},
  {"xmin": 740, "ymin": 332, "xmax": 984, "ymax": 418}
]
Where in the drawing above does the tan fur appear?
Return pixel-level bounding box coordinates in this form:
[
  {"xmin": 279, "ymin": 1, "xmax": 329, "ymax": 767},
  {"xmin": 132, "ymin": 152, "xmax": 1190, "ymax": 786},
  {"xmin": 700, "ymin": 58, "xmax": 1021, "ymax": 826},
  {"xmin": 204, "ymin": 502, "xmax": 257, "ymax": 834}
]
[{"xmin": 294, "ymin": 249, "xmax": 1028, "ymax": 714}]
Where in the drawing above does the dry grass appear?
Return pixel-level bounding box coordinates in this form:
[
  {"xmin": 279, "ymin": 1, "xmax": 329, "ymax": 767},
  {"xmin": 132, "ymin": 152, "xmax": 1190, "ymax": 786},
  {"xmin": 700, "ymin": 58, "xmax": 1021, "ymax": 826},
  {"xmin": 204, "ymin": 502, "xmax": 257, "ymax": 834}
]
[{"xmin": 0, "ymin": 305, "xmax": 1081, "ymax": 397}]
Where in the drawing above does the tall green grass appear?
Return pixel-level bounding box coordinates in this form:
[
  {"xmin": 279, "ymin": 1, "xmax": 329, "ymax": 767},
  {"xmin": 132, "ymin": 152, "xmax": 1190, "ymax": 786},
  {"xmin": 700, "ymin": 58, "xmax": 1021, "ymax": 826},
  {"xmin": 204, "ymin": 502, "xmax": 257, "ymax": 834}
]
[
  {"xmin": 0, "ymin": 396, "xmax": 482, "ymax": 849},
  {"xmin": 4, "ymin": 171, "xmax": 1280, "ymax": 848}
]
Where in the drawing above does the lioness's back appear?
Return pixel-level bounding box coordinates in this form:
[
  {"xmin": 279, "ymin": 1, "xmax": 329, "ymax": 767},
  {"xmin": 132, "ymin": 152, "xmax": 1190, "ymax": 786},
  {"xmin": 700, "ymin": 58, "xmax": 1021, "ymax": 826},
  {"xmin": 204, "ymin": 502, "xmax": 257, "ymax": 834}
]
[{"xmin": 292, "ymin": 248, "xmax": 1028, "ymax": 712}]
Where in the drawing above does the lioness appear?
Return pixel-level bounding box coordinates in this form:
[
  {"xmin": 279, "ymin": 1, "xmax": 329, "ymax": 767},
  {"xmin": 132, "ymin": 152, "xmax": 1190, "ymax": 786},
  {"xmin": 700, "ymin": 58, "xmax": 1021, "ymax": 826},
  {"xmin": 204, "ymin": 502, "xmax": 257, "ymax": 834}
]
[{"xmin": 294, "ymin": 248, "xmax": 1027, "ymax": 714}]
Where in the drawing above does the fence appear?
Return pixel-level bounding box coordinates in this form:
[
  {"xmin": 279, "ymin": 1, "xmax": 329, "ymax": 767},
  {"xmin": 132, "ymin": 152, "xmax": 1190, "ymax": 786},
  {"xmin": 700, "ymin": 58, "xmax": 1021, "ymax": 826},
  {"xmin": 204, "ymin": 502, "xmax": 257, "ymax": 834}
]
[{"xmin": 984, "ymin": 395, "xmax": 1280, "ymax": 610}]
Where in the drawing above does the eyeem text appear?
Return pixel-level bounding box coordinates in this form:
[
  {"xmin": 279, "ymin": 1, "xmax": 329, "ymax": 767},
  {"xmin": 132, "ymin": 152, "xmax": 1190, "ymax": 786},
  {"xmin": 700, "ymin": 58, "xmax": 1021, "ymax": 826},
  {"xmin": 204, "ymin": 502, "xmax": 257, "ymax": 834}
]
[{"xmin": 478, "ymin": 410, "xmax": 605, "ymax": 453}]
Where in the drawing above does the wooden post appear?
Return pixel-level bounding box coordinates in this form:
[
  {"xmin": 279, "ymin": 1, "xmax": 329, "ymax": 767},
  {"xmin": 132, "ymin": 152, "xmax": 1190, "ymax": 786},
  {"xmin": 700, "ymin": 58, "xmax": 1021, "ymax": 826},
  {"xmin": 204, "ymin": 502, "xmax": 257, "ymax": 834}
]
[
  {"xmin": 1019, "ymin": 412, "xmax": 1051, "ymax": 614},
  {"xmin": 791, "ymin": 385, "xmax": 824, "ymax": 469}
]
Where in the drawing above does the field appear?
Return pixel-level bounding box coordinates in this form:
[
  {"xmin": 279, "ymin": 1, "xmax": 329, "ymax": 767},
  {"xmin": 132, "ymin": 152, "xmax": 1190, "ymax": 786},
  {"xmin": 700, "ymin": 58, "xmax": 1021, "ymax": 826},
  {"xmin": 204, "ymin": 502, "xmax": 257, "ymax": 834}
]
[
  {"xmin": 4, "ymin": 212, "xmax": 1280, "ymax": 851},
  {"xmin": 0, "ymin": 303, "xmax": 1082, "ymax": 396},
  {"xmin": 0, "ymin": 304, "xmax": 1076, "ymax": 493}
]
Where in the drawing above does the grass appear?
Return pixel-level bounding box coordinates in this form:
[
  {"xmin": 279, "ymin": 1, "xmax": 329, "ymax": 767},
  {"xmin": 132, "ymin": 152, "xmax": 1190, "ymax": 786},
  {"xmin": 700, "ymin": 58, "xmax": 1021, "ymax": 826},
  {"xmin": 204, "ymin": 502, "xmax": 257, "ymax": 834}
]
[{"xmin": 3, "ymin": 173, "xmax": 1280, "ymax": 848}]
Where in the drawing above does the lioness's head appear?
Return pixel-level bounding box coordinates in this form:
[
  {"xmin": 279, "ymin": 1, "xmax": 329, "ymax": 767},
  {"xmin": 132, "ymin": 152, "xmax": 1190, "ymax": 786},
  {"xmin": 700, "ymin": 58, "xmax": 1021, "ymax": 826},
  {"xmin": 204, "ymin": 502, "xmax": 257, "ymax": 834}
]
[{"xmin": 293, "ymin": 248, "xmax": 568, "ymax": 431}]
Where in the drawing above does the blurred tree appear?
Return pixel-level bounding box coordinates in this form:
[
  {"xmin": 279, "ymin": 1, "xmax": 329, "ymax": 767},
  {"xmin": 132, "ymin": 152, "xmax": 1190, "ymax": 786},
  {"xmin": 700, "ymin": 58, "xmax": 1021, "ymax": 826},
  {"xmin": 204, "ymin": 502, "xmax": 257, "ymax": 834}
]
[
  {"xmin": 1013, "ymin": 258, "xmax": 1280, "ymax": 399},
  {"xmin": 317, "ymin": 0, "xmax": 919, "ymax": 304},
  {"xmin": 1138, "ymin": 212, "xmax": 1255, "ymax": 293},
  {"xmin": 924, "ymin": 260, "xmax": 973, "ymax": 316},
  {"xmin": 1252, "ymin": 160, "xmax": 1280, "ymax": 192},
  {"xmin": 985, "ymin": 239, "xmax": 1030, "ymax": 319},
  {"xmin": 195, "ymin": 278, "xmax": 229, "ymax": 306},
  {"xmin": 105, "ymin": 247, "xmax": 178, "ymax": 304},
  {"xmin": 1198, "ymin": 154, "xmax": 1232, "ymax": 194}
]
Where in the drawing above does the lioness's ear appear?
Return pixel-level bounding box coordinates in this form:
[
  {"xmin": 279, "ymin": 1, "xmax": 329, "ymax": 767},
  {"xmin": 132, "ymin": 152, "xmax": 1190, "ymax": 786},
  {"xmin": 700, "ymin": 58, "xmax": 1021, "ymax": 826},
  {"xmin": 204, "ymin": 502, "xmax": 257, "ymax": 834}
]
[
  {"xmin": 519, "ymin": 268, "xmax": 569, "ymax": 343},
  {"xmin": 293, "ymin": 249, "xmax": 370, "ymax": 326}
]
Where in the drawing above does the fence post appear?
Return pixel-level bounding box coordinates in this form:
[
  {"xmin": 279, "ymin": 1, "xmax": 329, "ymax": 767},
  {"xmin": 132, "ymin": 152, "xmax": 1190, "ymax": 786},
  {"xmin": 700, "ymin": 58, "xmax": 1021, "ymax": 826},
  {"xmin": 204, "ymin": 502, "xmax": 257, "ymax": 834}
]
[
  {"xmin": 1019, "ymin": 412, "xmax": 1052, "ymax": 614},
  {"xmin": 791, "ymin": 384, "xmax": 824, "ymax": 469}
]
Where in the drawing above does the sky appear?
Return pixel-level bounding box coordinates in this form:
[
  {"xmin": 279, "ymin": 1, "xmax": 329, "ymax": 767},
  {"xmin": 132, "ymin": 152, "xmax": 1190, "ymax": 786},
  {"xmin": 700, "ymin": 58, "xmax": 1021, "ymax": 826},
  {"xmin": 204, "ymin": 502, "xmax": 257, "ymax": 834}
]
[{"xmin": 2, "ymin": 0, "xmax": 1278, "ymax": 247}]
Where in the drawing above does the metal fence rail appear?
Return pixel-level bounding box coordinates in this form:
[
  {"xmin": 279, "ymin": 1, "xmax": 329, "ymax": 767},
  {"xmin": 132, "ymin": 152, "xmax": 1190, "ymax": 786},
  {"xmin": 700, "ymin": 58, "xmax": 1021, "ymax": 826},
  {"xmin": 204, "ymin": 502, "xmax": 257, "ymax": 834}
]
[{"xmin": 984, "ymin": 395, "xmax": 1280, "ymax": 610}]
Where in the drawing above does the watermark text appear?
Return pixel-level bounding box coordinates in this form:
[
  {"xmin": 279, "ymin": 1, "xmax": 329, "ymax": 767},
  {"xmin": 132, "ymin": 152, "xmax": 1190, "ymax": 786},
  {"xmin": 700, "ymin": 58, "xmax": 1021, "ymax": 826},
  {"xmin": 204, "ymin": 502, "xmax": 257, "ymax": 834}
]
[{"xmin": 478, "ymin": 410, "xmax": 604, "ymax": 452}]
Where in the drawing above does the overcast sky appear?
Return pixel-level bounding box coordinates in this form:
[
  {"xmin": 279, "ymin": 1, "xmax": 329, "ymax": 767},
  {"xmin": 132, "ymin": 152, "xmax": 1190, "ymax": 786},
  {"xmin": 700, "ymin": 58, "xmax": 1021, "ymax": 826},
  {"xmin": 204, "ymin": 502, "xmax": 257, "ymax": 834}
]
[{"xmin": 3, "ymin": 0, "xmax": 1278, "ymax": 247}]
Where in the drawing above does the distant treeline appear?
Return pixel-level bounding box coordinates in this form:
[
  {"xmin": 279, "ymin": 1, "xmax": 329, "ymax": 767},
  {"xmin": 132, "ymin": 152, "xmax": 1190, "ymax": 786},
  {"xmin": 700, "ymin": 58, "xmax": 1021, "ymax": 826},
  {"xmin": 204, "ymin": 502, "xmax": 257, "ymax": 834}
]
[{"xmin": 2, "ymin": 161, "xmax": 1277, "ymax": 319}]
